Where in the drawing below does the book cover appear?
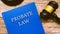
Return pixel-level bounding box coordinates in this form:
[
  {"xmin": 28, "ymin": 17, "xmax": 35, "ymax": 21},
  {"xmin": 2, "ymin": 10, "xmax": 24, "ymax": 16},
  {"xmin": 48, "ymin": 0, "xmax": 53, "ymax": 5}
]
[{"xmin": 2, "ymin": 2, "xmax": 45, "ymax": 34}]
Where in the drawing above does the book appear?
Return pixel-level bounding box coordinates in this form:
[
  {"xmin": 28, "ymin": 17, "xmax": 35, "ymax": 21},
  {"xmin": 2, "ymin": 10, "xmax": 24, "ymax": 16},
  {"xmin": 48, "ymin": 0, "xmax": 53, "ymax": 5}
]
[{"xmin": 2, "ymin": 2, "xmax": 45, "ymax": 34}]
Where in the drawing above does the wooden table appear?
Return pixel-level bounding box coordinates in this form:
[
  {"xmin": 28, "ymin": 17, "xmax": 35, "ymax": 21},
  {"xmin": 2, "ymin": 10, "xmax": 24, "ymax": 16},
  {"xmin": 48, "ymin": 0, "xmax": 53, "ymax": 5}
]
[{"xmin": 0, "ymin": 0, "xmax": 60, "ymax": 34}]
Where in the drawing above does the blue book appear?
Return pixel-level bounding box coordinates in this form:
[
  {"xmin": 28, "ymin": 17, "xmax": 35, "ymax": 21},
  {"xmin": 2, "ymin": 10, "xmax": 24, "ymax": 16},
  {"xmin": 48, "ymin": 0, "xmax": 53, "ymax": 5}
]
[{"xmin": 2, "ymin": 2, "xmax": 45, "ymax": 34}]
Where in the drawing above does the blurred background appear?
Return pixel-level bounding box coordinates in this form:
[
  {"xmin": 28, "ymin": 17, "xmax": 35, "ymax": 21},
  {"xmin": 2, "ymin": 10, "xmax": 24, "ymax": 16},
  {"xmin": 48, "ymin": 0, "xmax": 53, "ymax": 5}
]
[{"xmin": 0, "ymin": 0, "xmax": 60, "ymax": 34}]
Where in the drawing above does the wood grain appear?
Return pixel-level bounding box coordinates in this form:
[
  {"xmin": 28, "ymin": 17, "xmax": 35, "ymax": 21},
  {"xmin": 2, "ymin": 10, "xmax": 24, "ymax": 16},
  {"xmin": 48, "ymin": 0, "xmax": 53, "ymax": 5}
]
[{"xmin": 0, "ymin": 0, "xmax": 60, "ymax": 34}]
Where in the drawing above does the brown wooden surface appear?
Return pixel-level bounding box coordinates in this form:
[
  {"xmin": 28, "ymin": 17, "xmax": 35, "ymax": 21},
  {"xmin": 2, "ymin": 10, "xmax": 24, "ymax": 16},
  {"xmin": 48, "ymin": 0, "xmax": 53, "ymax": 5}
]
[{"xmin": 0, "ymin": 0, "xmax": 60, "ymax": 34}]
